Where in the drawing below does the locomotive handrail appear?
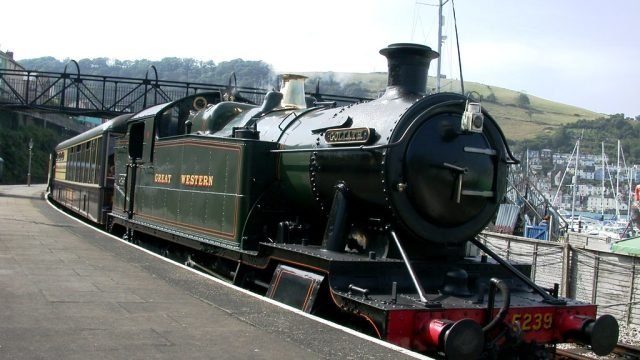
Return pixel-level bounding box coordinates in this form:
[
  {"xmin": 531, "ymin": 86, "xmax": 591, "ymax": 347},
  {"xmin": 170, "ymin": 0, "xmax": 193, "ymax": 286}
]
[
  {"xmin": 270, "ymin": 127, "xmax": 414, "ymax": 153},
  {"xmin": 470, "ymin": 236, "xmax": 566, "ymax": 305},
  {"xmin": 270, "ymin": 101, "xmax": 445, "ymax": 154},
  {"xmin": 389, "ymin": 228, "xmax": 440, "ymax": 307},
  {"xmin": 269, "ymin": 143, "xmax": 396, "ymax": 153}
]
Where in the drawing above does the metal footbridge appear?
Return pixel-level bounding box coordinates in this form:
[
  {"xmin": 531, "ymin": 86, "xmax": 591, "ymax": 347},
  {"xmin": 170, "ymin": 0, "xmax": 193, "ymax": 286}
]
[{"xmin": 0, "ymin": 62, "xmax": 368, "ymax": 118}]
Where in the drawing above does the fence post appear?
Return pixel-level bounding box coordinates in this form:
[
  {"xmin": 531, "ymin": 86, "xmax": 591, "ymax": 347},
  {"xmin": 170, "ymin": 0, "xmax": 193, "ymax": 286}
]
[
  {"xmin": 561, "ymin": 241, "xmax": 571, "ymax": 297},
  {"xmin": 628, "ymin": 259, "xmax": 636, "ymax": 325},
  {"xmin": 591, "ymin": 254, "xmax": 600, "ymax": 304},
  {"xmin": 531, "ymin": 242, "xmax": 538, "ymax": 282}
]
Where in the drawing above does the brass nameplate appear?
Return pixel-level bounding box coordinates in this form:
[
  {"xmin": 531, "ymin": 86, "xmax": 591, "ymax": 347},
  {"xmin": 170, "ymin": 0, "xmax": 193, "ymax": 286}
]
[{"xmin": 325, "ymin": 127, "xmax": 373, "ymax": 145}]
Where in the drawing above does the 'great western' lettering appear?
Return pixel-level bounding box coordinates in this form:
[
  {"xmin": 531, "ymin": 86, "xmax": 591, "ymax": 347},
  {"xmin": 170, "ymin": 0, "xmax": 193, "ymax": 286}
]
[
  {"xmin": 181, "ymin": 174, "xmax": 214, "ymax": 187},
  {"xmin": 154, "ymin": 174, "xmax": 172, "ymax": 184}
]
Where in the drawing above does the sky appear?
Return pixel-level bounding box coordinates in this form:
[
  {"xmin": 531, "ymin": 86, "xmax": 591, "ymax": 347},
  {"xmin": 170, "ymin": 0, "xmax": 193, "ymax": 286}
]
[{"xmin": 1, "ymin": 0, "xmax": 638, "ymax": 117}]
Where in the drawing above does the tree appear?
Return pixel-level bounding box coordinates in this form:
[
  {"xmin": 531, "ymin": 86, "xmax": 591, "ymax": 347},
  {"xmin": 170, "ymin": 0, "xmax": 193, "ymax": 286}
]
[
  {"xmin": 517, "ymin": 93, "xmax": 530, "ymax": 108},
  {"xmin": 0, "ymin": 124, "xmax": 64, "ymax": 184},
  {"xmin": 551, "ymin": 127, "xmax": 570, "ymax": 149}
]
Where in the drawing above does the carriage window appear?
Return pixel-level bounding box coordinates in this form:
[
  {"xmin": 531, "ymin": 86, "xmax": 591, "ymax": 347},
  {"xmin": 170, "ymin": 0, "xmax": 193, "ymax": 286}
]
[
  {"xmin": 89, "ymin": 140, "xmax": 94, "ymax": 183},
  {"xmin": 72, "ymin": 145, "xmax": 81, "ymax": 181},
  {"xmin": 93, "ymin": 138, "xmax": 102, "ymax": 183},
  {"xmin": 65, "ymin": 149, "xmax": 72, "ymax": 181},
  {"xmin": 83, "ymin": 141, "xmax": 91, "ymax": 183},
  {"xmin": 69, "ymin": 147, "xmax": 76, "ymax": 181}
]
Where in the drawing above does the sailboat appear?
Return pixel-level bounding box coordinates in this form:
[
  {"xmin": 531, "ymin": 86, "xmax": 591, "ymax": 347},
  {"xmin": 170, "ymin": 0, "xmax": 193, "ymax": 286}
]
[
  {"xmin": 587, "ymin": 141, "xmax": 638, "ymax": 240},
  {"xmin": 553, "ymin": 138, "xmax": 638, "ymax": 240}
]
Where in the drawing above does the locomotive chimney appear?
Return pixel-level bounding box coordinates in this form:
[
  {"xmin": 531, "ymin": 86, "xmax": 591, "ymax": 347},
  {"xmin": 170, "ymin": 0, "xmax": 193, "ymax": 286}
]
[{"xmin": 379, "ymin": 43, "xmax": 439, "ymax": 96}]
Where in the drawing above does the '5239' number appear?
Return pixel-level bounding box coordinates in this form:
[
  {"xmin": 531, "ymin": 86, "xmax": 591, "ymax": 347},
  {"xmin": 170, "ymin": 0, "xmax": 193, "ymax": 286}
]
[{"xmin": 511, "ymin": 312, "xmax": 553, "ymax": 331}]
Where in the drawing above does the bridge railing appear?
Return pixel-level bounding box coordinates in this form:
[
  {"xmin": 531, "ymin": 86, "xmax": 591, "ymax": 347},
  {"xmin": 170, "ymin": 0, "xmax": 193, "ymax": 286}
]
[
  {"xmin": 0, "ymin": 68, "xmax": 269, "ymax": 116},
  {"xmin": 0, "ymin": 68, "xmax": 372, "ymax": 118}
]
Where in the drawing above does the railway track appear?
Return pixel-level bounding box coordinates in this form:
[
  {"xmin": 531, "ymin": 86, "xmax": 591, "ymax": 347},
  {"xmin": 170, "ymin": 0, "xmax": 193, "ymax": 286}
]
[{"xmin": 555, "ymin": 343, "xmax": 640, "ymax": 359}]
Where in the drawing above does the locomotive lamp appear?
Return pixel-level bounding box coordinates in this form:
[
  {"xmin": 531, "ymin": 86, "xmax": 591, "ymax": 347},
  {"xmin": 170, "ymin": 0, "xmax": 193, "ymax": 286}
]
[{"xmin": 461, "ymin": 101, "xmax": 484, "ymax": 133}]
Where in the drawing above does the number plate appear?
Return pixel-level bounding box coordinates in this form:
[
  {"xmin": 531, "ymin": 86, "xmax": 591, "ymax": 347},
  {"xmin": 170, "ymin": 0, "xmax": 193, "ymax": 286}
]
[{"xmin": 510, "ymin": 311, "xmax": 553, "ymax": 332}]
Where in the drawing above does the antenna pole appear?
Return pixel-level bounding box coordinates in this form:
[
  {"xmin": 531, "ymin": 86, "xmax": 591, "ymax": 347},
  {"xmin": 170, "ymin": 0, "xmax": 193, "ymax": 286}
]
[
  {"xmin": 436, "ymin": 0, "xmax": 446, "ymax": 93},
  {"xmin": 451, "ymin": 0, "xmax": 464, "ymax": 95}
]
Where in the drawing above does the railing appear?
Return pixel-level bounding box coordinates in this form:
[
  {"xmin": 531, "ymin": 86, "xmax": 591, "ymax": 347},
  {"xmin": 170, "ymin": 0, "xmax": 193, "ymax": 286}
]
[
  {"xmin": 0, "ymin": 67, "xmax": 267, "ymax": 117},
  {"xmin": 0, "ymin": 66, "xmax": 372, "ymax": 117}
]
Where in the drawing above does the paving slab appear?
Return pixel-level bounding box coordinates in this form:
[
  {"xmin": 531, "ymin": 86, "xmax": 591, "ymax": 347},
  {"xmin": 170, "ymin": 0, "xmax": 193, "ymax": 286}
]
[{"xmin": 0, "ymin": 184, "xmax": 427, "ymax": 360}]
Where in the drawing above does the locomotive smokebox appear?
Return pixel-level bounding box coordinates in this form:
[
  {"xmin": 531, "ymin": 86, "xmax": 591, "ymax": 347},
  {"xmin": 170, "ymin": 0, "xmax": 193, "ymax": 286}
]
[{"xmin": 379, "ymin": 43, "xmax": 439, "ymax": 96}]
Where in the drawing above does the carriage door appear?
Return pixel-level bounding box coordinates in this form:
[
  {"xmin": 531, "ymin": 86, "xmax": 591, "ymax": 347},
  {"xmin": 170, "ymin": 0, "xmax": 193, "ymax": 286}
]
[{"xmin": 124, "ymin": 121, "xmax": 146, "ymax": 219}]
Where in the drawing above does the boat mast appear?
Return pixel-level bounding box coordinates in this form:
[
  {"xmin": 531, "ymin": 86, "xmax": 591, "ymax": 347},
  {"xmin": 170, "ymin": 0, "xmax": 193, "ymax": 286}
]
[
  {"xmin": 616, "ymin": 139, "xmax": 621, "ymax": 218},
  {"xmin": 571, "ymin": 138, "xmax": 580, "ymax": 229},
  {"xmin": 602, "ymin": 142, "xmax": 605, "ymax": 217},
  {"xmin": 553, "ymin": 142, "xmax": 578, "ymax": 206},
  {"xmin": 628, "ymin": 167, "xmax": 633, "ymax": 219}
]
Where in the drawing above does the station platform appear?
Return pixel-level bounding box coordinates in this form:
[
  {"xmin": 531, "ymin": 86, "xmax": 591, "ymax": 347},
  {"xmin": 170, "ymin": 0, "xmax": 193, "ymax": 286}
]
[{"xmin": 0, "ymin": 185, "xmax": 426, "ymax": 359}]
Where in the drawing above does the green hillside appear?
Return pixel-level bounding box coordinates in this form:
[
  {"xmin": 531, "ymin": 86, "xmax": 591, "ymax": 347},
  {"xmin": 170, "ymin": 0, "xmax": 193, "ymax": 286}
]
[
  {"xmin": 15, "ymin": 56, "xmax": 605, "ymax": 142},
  {"xmin": 301, "ymin": 72, "xmax": 603, "ymax": 141}
]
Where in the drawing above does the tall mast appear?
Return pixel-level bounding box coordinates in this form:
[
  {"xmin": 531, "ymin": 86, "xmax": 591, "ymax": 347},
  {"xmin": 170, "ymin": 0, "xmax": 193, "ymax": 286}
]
[
  {"xmin": 628, "ymin": 167, "xmax": 633, "ymax": 219},
  {"xmin": 571, "ymin": 138, "xmax": 580, "ymax": 229},
  {"xmin": 616, "ymin": 139, "xmax": 621, "ymax": 218},
  {"xmin": 552, "ymin": 142, "xmax": 578, "ymax": 206},
  {"xmin": 602, "ymin": 142, "xmax": 605, "ymax": 217}
]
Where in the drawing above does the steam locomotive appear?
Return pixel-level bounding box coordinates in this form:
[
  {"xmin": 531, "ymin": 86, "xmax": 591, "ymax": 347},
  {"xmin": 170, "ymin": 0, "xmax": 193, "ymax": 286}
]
[{"xmin": 49, "ymin": 43, "xmax": 619, "ymax": 359}]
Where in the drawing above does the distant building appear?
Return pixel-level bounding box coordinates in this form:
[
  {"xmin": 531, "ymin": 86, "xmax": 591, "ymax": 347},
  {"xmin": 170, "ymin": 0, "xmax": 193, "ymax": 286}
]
[
  {"xmin": 586, "ymin": 197, "xmax": 616, "ymax": 211},
  {"xmin": 0, "ymin": 49, "xmax": 24, "ymax": 71},
  {"xmin": 1, "ymin": 50, "xmax": 26, "ymax": 101}
]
